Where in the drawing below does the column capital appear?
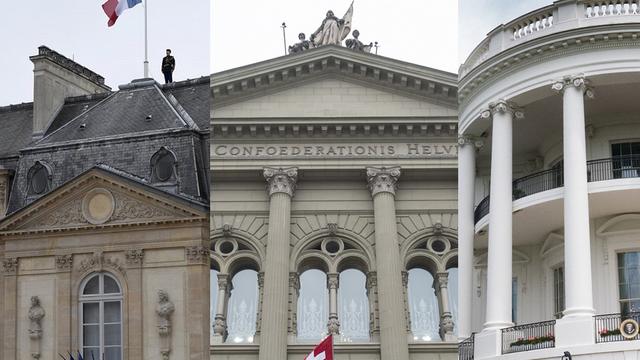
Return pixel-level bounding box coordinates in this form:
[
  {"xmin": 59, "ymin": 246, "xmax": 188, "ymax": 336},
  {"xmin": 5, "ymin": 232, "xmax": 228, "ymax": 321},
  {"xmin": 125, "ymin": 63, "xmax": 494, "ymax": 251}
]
[
  {"xmin": 366, "ymin": 166, "xmax": 401, "ymax": 196},
  {"xmin": 551, "ymin": 75, "xmax": 595, "ymax": 98},
  {"xmin": 366, "ymin": 271, "xmax": 377, "ymax": 289},
  {"xmin": 481, "ymin": 100, "xmax": 525, "ymax": 120},
  {"xmin": 263, "ymin": 167, "xmax": 298, "ymax": 197},
  {"xmin": 327, "ymin": 273, "xmax": 340, "ymax": 289},
  {"xmin": 288, "ymin": 272, "xmax": 300, "ymax": 290},
  {"xmin": 457, "ymin": 135, "xmax": 484, "ymax": 150},
  {"xmin": 435, "ymin": 272, "xmax": 449, "ymax": 288},
  {"xmin": 217, "ymin": 273, "xmax": 231, "ymax": 291}
]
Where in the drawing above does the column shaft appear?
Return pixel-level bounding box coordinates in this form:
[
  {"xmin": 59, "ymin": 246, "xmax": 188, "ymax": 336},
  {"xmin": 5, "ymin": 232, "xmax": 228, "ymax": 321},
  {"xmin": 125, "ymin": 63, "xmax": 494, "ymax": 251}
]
[
  {"xmin": 457, "ymin": 137, "xmax": 476, "ymax": 339},
  {"xmin": 373, "ymin": 191, "xmax": 410, "ymax": 360},
  {"xmin": 561, "ymin": 80, "xmax": 594, "ymax": 317},
  {"xmin": 259, "ymin": 191, "xmax": 292, "ymax": 360},
  {"xmin": 484, "ymin": 105, "xmax": 514, "ymax": 330}
]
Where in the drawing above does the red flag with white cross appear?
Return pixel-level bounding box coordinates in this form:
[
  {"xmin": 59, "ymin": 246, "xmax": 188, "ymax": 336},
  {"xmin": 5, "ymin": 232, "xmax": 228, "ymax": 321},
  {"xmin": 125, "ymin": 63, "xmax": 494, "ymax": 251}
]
[{"xmin": 304, "ymin": 335, "xmax": 334, "ymax": 360}]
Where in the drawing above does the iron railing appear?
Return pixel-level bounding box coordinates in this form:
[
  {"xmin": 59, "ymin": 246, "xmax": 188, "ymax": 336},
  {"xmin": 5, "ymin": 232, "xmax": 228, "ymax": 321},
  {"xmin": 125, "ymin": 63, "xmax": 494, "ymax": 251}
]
[
  {"xmin": 474, "ymin": 155, "xmax": 640, "ymax": 223},
  {"xmin": 595, "ymin": 312, "xmax": 640, "ymax": 343},
  {"xmin": 458, "ymin": 333, "xmax": 474, "ymax": 360},
  {"xmin": 501, "ymin": 320, "xmax": 556, "ymax": 354}
]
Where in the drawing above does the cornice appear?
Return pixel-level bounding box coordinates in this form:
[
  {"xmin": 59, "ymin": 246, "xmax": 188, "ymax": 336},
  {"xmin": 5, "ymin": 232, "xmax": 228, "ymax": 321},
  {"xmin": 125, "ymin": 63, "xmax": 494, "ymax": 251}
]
[
  {"xmin": 211, "ymin": 46, "xmax": 457, "ymax": 108},
  {"xmin": 459, "ymin": 24, "xmax": 640, "ymax": 106}
]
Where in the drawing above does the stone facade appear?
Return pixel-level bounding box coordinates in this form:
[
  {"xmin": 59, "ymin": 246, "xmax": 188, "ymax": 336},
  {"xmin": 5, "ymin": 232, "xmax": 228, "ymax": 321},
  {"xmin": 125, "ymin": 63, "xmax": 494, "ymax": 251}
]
[{"xmin": 210, "ymin": 45, "xmax": 459, "ymax": 360}]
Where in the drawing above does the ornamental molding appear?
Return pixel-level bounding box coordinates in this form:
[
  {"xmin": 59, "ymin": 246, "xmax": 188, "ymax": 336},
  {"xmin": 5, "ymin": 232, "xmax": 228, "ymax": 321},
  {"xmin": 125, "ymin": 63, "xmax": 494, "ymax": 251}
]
[
  {"xmin": 264, "ymin": 167, "xmax": 298, "ymax": 197},
  {"xmin": 2, "ymin": 257, "xmax": 18, "ymax": 274},
  {"xmin": 55, "ymin": 255, "xmax": 73, "ymax": 270},
  {"xmin": 125, "ymin": 249, "xmax": 144, "ymax": 266},
  {"xmin": 212, "ymin": 121, "xmax": 458, "ymax": 139},
  {"xmin": 459, "ymin": 28, "xmax": 640, "ymax": 104},
  {"xmin": 327, "ymin": 273, "xmax": 340, "ymax": 289},
  {"xmin": 366, "ymin": 166, "xmax": 401, "ymax": 196},
  {"xmin": 185, "ymin": 246, "xmax": 210, "ymax": 264},
  {"xmin": 457, "ymin": 135, "xmax": 484, "ymax": 150},
  {"xmin": 481, "ymin": 100, "xmax": 525, "ymax": 119},
  {"xmin": 77, "ymin": 252, "xmax": 124, "ymax": 276}
]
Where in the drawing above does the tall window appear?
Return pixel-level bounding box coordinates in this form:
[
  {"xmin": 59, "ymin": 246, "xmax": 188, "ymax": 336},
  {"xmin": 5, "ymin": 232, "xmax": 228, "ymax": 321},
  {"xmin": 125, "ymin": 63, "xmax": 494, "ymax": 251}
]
[
  {"xmin": 618, "ymin": 251, "xmax": 640, "ymax": 314},
  {"xmin": 79, "ymin": 273, "xmax": 122, "ymax": 360},
  {"xmin": 150, "ymin": 147, "xmax": 177, "ymax": 183},
  {"xmin": 297, "ymin": 269, "xmax": 328, "ymax": 341},
  {"xmin": 611, "ymin": 142, "xmax": 640, "ymax": 178},
  {"xmin": 407, "ymin": 268, "xmax": 439, "ymax": 341},
  {"xmin": 338, "ymin": 269, "xmax": 369, "ymax": 342},
  {"xmin": 553, "ymin": 266, "xmax": 565, "ymax": 319},
  {"xmin": 226, "ymin": 269, "xmax": 258, "ymax": 343},
  {"xmin": 447, "ymin": 268, "xmax": 459, "ymax": 335}
]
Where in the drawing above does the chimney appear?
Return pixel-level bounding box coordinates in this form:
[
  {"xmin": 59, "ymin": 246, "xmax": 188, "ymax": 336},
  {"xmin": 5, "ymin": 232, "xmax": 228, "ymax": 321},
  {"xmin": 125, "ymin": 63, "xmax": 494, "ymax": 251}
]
[{"xmin": 29, "ymin": 46, "xmax": 111, "ymax": 139}]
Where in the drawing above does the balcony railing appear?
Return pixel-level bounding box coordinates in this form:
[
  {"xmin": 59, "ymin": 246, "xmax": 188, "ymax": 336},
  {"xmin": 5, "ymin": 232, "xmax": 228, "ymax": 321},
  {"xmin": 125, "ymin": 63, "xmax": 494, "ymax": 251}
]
[
  {"xmin": 474, "ymin": 155, "xmax": 640, "ymax": 224},
  {"xmin": 460, "ymin": 0, "xmax": 640, "ymax": 78},
  {"xmin": 501, "ymin": 320, "xmax": 556, "ymax": 354},
  {"xmin": 595, "ymin": 312, "xmax": 640, "ymax": 343},
  {"xmin": 459, "ymin": 333, "xmax": 474, "ymax": 360}
]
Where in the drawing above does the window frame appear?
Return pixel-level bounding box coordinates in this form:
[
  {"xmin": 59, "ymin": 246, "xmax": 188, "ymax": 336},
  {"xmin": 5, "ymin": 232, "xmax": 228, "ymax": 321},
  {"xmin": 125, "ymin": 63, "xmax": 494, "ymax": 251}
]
[
  {"xmin": 617, "ymin": 250, "xmax": 640, "ymax": 315},
  {"xmin": 79, "ymin": 273, "xmax": 123, "ymax": 360},
  {"xmin": 552, "ymin": 266, "xmax": 565, "ymax": 319}
]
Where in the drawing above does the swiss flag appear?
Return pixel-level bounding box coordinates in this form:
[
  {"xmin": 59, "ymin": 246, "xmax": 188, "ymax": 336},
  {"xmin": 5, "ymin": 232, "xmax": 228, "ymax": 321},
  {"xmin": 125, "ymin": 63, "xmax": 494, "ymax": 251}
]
[{"xmin": 304, "ymin": 335, "xmax": 334, "ymax": 360}]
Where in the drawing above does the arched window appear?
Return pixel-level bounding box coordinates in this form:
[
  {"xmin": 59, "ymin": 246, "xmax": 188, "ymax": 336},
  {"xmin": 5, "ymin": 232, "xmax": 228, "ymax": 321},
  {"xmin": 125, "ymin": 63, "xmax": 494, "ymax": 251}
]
[
  {"xmin": 338, "ymin": 269, "xmax": 369, "ymax": 342},
  {"xmin": 226, "ymin": 269, "xmax": 258, "ymax": 343},
  {"xmin": 447, "ymin": 267, "xmax": 458, "ymax": 336},
  {"xmin": 407, "ymin": 268, "xmax": 440, "ymax": 341},
  {"xmin": 297, "ymin": 269, "xmax": 328, "ymax": 341},
  {"xmin": 150, "ymin": 147, "xmax": 177, "ymax": 183},
  {"xmin": 79, "ymin": 273, "xmax": 122, "ymax": 360},
  {"xmin": 27, "ymin": 161, "xmax": 52, "ymax": 195}
]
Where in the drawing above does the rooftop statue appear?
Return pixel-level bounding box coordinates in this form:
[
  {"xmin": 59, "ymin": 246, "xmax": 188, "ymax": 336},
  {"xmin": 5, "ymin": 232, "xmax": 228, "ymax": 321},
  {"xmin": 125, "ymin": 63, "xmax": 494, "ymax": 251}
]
[
  {"xmin": 346, "ymin": 30, "xmax": 373, "ymax": 53},
  {"xmin": 289, "ymin": 33, "xmax": 311, "ymax": 54},
  {"xmin": 310, "ymin": 2, "xmax": 353, "ymax": 47}
]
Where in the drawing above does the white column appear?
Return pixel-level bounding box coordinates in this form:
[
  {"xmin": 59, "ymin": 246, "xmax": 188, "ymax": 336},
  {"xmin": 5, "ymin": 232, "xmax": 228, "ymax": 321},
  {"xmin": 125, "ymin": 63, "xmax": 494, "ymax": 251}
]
[
  {"xmin": 435, "ymin": 272, "xmax": 455, "ymax": 341},
  {"xmin": 553, "ymin": 76, "xmax": 595, "ymax": 318},
  {"xmin": 367, "ymin": 167, "xmax": 409, "ymax": 360},
  {"xmin": 259, "ymin": 167, "xmax": 297, "ymax": 360},
  {"xmin": 483, "ymin": 101, "xmax": 521, "ymax": 331},
  {"xmin": 457, "ymin": 135, "xmax": 479, "ymax": 339},
  {"xmin": 212, "ymin": 274, "xmax": 230, "ymax": 344}
]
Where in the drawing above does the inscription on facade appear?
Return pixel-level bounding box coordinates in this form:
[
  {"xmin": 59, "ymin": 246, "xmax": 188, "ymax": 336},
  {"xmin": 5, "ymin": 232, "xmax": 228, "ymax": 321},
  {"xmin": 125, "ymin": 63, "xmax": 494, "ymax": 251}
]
[{"xmin": 213, "ymin": 143, "xmax": 457, "ymax": 158}]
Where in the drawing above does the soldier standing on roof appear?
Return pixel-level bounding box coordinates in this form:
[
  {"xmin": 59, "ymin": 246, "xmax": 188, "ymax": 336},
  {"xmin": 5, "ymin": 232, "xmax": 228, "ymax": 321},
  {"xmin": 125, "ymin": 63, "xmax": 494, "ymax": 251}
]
[{"xmin": 161, "ymin": 49, "xmax": 175, "ymax": 84}]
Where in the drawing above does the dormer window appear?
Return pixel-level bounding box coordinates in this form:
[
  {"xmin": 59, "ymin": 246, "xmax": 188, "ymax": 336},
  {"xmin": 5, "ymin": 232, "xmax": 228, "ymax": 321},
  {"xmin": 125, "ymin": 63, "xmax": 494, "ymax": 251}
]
[
  {"xmin": 151, "ymin": 147, "xmax": 177, "ymax": 183},
  {"xmin": 27, "ymin": 161, "xmax": 52, "ymax": 195}
]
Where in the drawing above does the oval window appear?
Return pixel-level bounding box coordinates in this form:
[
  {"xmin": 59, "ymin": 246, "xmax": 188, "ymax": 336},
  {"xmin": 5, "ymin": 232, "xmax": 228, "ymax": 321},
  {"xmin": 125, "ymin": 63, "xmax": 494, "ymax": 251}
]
[
  {"xmin": 154, "ymin": 149, "xmax": 175, "ymax": 182},
  {"xmin": 29, "ymin": 163, "xmax": 49, "ymax": 194}
]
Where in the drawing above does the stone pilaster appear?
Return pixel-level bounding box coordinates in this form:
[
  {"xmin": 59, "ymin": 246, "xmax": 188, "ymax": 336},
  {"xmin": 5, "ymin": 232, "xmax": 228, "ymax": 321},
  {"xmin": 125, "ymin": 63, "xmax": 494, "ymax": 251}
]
[
  {"xmin": 3, "ymin": 257, "xmax": 18, "ymax": 360},
  {"xmin": 366, "ymin": 271, "xmax": 380, "ymax": 340},
  {"xmin": 186, "ymin": 245, "xmax": 210, "ymax": 359},
  {"xmin": 125, "ymin": 250, "xmax": 144, "ymax": 359},
  {"xmin": 258, "ymin": 167, "xmax": 297, "ymax": 360},
  {"xmin": 55, "ymin": 255, "xmax": 73, "ymax": 357},
  {"xmin": 287, "ymin": 272, "xmax": 300, "ymax": 340},
  {"xmin": 367, "ymin": 166, "xmax": 409, "ymax": 360},
  {"xmin": 255, "ymin": 271, "xmax": 265, "ymax": 340}
]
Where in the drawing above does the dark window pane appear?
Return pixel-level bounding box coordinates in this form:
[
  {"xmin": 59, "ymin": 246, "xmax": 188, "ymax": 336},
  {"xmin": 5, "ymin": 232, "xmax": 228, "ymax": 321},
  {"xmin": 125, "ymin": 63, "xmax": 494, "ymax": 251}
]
[
  {"xmin": 104, "ymin": 301, "xmax": 121, "ymax": 323},
  {"xmin": 104, "ymin": 324, "xmax": 121, "ymax": 345},
  {"xmin": 83, "ymin": 348, "xmax": 100, "ymax": 360},
  {"xmin": 103, "ymin": 276, "xmax": 120, "ymax": 294},
  {"xmin": 104, "ymin": 346, "xmax": 122, "ymax": 360},
  {"xmin": 31, "ymin": 166, "xmax": 48, "ymax": 194},
  {"xmin": 83, "ymin": 276, "xmax": 99, "ymax": 295},
  {"xmin": 83, "ymin": 303, "xmax": 99, "ymax": 324},
  {"xmin": 83, "ymin": 324, "xmax": 100, "ymax": 346},
  {"xmin": 156, "ymin": 152, "xmax": 175, "ymax": 181}
]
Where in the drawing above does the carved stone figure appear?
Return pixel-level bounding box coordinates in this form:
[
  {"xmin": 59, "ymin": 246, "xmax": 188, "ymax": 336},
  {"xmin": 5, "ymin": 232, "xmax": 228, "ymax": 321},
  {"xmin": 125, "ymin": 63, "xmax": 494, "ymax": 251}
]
[
  {"xmin": 288, "ymin": 33, "xmax": 311, "ymax": 54},
  {"xmin": 346, "ymin": 30, "xmax": 373, "ymax": 52},
  {"xmin": 156, "ymin": 290, "xmax": 175, "ymax": 360},
  {"xmin": 311, "ymin": 3, "xmax": 353, "ymax": 47},
  {"xmin": 28, "ymin": 296, "xmax": 45, "ymax": 359}
]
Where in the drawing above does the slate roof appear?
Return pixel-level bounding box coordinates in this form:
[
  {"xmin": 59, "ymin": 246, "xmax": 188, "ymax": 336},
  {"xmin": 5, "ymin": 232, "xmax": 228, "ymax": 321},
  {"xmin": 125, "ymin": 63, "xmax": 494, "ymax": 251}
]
[{"xmin": 0, "ymin": 76, "xmax": 210, "ymax": 214}]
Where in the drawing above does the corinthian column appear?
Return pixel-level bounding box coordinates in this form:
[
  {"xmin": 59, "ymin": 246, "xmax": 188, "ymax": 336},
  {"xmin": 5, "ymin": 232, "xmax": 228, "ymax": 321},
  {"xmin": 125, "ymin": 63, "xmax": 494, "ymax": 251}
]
[
  {"xmin": 366, "ymin": 167, "xmax": 409, "ymax": 360},
  {"xmin": 258, "ymin": 167, "xmax": 297, "ymax": 360},
  {"xmin": 212, "ymin": 274, "xmax": 230, "ymax": 344},
  {"xmin": 327, "ymin": 273, "xmax": 340, "ymax": 336},
  {"xmin": 483, "ymin": 101, "xmax": 522, "ymax": 331}
]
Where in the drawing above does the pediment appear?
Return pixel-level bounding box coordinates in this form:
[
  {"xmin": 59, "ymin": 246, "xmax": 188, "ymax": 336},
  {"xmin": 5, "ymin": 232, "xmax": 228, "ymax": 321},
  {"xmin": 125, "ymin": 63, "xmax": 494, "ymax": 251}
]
[
  {"xmin": 213, "ymin": 76, "xmax": 457, "ymax": 119},
  {"xmin": 0, "ymin": 167, "xmax": 206, "ymax": 233},
  {"xmin": 597, "ymin": 214, "xmax": 640, "ymax": 236},
  {"xmin": 211, "ymin": 45, "xmax": 457, "ymax": 110}
]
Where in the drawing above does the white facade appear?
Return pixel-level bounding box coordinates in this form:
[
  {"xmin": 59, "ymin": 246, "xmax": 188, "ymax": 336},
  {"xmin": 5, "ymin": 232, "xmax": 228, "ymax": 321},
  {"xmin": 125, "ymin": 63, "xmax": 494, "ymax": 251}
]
[{"xmin": 458, "ymin": 1, "xmax": 640, "ymax": 359}]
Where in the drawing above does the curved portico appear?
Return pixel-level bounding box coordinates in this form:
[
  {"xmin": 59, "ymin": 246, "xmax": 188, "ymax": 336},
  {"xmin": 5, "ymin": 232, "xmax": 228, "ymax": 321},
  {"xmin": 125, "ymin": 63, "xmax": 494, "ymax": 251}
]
[{"xmin": 458, "ymin": 1, "xmax": 640, "ymax": 359}]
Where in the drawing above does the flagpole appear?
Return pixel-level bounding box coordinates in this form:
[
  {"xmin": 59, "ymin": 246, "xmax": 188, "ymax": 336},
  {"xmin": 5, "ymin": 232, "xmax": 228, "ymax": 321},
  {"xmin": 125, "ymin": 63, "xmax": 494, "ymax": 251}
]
[{"xmin": 143, "ymin": 0, "xmax": 149, "ymax": 78}]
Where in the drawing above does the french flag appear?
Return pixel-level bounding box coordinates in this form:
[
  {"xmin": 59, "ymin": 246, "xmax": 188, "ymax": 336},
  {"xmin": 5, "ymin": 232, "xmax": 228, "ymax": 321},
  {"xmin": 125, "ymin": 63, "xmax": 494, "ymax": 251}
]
[{"xmin": 102, "ymin": 0, "xmax": 142, "ymax": 27}]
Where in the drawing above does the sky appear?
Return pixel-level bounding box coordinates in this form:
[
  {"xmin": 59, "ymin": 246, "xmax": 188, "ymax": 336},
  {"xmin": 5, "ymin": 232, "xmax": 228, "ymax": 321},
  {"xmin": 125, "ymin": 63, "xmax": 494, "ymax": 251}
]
[
  {"xmin": 0, "ymin": 0, "xmax": 209, "ymax": 105},
  {"xmin": 458, "ymin": 0, "xmax": 552, "ymax": 65},
  {"xmin": 212, "ymin": 0, "xmax": 458, "ymax": 75}
]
